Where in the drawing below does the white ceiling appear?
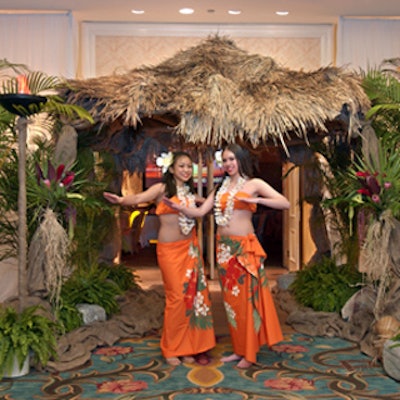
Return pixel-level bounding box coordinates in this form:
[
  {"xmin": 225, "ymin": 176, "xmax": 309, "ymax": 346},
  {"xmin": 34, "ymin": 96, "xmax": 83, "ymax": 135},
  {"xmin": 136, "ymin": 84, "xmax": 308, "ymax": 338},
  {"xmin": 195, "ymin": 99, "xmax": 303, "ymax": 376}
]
[{"xmin": 2, "ymin": 0, "xmax": 400, "ymax": 24}]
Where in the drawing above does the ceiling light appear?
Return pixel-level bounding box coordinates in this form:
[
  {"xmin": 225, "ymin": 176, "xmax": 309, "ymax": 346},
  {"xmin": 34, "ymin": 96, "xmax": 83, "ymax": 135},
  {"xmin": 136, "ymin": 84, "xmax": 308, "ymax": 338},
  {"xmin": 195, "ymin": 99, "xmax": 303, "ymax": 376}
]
[
  {"xmin": 228, "ymin": 10, "xmax": 242, "ymax": 15},
  {"xmin": 276, "ymin": 11, "xmax": 289, "ymax": 16},
  {"xmin": 131, "ymin": 9, "xmax": 145, "ymax": 14},
  {"xmin": 179, "ymin": 8, "xmax": 194, "ymax": 15}
]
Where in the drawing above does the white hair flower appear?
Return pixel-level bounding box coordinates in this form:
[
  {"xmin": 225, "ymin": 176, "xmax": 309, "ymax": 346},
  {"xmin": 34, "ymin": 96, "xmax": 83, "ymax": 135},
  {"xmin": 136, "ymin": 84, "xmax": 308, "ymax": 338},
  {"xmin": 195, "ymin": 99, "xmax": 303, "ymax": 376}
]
[
  {"xmin": 215, "ymin": 150, "xmax": 223, "ymax": 167},
  {"xmin": 156, "ymin": 152, "xmax": 174, "ymax": 173}
]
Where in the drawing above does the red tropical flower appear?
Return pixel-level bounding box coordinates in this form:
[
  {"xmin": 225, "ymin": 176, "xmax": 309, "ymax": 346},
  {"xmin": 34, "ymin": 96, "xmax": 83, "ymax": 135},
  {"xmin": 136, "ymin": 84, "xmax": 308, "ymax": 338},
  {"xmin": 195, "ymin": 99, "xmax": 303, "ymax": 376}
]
[
  {"xmin": 184, "ymin": 270, "xmax": 197, "ymax": 310},
  {"xmin": 264, "ymin": 377, "xmax": 315, "ymax": 391},
  {"xmin": 221, "ymin": 257, "xmax": 243, "ymax": 290},
  {"xmin": 97, "ymin": 379, "xmax": 148, "ymax": 393},
  {"xmin": 94, "ymin": 345, "xmax": 133, "ymax": 356},
  {"xmin": 272, "ymin": 344, "xmax": 308, "ymax": 353},
  {"xmin": 56, "ymin": 164, "xmax": 65, "ymax": 181}
]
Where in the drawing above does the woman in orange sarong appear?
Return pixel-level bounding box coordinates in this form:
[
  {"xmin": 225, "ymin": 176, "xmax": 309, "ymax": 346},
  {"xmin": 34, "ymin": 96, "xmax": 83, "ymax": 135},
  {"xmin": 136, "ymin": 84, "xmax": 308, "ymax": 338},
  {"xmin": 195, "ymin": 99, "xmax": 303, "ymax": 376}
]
[
  {"xmin": 104, "ymin": 151, "xmax": 215, "ymax": 366},
  {"xmin": 164, "ymin": 143, "xmax": 290, "ymax": 368},
  {"xmin": 216, "ymin": 232, "xmax": 283, "ymax": 365}
]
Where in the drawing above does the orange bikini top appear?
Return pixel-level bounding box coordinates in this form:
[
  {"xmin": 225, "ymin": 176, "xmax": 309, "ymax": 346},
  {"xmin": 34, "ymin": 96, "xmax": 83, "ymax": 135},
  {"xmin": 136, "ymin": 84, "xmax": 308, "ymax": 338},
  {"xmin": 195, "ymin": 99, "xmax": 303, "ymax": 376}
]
[
  {"xmin": 219, "ymin": 191, "xmax": 257, "ymax": 213},
  {"xmin": 156, "ymin": 196, "xmax": 180, "ymax": 215}
]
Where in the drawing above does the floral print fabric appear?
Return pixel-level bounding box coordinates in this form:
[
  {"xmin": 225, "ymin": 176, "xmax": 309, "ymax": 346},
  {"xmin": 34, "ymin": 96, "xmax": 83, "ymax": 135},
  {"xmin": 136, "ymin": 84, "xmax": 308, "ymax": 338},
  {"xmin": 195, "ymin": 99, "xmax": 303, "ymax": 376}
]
[
  {"xmin": 157, "ymin": 231, "xmax": 215, "ymax": 358},
  {"xmin": 216, "ymin": 233, "xmax": 283, "ymax": 363}
]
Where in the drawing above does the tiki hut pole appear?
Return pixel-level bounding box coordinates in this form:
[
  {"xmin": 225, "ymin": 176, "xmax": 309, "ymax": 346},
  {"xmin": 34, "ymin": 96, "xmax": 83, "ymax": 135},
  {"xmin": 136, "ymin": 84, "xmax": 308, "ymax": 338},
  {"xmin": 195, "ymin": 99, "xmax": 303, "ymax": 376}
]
[
  {"xmin": 197, "ymin": 150, "xmax": 203, "ymax": 258},
  {"xmin": 206, "ymin": 157, "xmax": 215, "ymax": 279}
]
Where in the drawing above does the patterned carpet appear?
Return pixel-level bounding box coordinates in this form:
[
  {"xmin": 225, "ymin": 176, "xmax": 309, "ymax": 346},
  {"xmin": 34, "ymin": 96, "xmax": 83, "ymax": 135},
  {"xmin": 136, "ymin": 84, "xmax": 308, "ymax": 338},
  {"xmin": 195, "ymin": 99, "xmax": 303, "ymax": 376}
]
[{"xmin": 1, "ymin": 333, "xmax": 400, "ymax": 400}]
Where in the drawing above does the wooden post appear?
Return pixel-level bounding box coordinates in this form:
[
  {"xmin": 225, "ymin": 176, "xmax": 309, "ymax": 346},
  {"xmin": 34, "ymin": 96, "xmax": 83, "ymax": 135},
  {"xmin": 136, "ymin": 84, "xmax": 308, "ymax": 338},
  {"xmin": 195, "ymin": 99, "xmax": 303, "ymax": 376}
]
[
  {"xmin": 206, "ymin": 156, "xmax": 215, "ymax": 279},
  {"xmin": 17, "ymin": 116, "xmax": 28, "ymax": 312},
  {"xmin": 197, "ymin": 151, "xmax": 203, "ymax": 257}
]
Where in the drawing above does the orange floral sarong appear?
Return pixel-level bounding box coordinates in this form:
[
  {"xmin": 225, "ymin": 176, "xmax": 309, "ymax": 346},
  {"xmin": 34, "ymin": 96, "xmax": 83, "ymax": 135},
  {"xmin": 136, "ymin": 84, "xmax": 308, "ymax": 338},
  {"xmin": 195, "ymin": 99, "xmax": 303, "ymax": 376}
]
[
  {"xmin": 216, "ymin": 233, "xmax": 283, "ymax": 363},
  {"xmin": 156, "ymin": 231, "xmax": 215, "ymax": 358}
]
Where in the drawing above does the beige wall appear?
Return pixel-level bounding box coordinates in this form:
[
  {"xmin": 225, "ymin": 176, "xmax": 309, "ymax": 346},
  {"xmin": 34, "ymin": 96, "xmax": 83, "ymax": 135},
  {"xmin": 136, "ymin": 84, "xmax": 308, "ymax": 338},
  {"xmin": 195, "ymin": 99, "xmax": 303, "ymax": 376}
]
[
  {"xmin": 94, "ymin": 36, "xmax": 322, "ymax": 76},
  {"xmin": 81, "ymin": 23, "xmax": 334, "ymax": 78}
]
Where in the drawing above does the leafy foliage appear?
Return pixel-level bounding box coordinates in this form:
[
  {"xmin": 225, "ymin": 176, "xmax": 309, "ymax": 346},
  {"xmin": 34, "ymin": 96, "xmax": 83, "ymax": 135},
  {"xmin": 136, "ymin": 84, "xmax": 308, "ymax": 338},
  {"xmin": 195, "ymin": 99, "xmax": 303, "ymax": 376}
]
[
  {"xmin": 290, "ymin": 257, "xmax": 363, "ymax": 313},
  {"xmin": 99, "ymin": 262, "xmax": 140, "ymax": 292},
  {"xmin": 0, "ymin": 305, "xmax": 59, "ymax": 377},
  {"xmin": 311, "ymin": 137, "xmax": 361, "ymax": 266},
  {"xmin": 59, "ymin": 264, "xmax": 123, "ymax": 316},
  {"xmin": 362, "ymin": 67, "xmax": 400, "ymax": 145},
  {"xmin": 54, "ymin": 302, "xmax": 83, "ymax": 334},
  {"xmin": 0, "ymin": 60, "xmax": 93, "ymax": 123}
]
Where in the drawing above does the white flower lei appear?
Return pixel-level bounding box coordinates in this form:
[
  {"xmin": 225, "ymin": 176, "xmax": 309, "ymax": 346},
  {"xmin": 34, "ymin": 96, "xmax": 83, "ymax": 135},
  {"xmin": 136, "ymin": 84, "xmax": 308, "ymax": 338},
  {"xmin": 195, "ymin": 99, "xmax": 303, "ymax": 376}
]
[
  {"xmin": 176, "ymin": 184, "xmax": 196, "ymax": 235},
  {"xmin": 214, "ymin": 176, "xmax": 246, "ymax": 226}
]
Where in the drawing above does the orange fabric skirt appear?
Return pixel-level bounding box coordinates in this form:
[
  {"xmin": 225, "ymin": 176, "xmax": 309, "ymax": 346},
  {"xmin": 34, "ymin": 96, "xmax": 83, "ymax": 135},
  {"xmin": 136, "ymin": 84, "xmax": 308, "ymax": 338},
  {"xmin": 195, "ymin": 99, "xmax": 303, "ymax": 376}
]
[
  {"xmin": 216, "ymin": 233, "xmax": 283, "ymax": 363},
  {"xmin": 156, "ymin": 231, "xmax": 216, "ymax": 358}
]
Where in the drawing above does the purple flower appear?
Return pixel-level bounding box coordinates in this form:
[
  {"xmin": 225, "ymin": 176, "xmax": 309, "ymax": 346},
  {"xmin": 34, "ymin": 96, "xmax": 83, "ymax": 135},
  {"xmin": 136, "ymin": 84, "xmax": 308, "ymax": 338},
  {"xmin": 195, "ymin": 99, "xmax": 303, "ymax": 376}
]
[{"xmin": 366, "ymin": 175, "xmax": 381, "ymax": 194}]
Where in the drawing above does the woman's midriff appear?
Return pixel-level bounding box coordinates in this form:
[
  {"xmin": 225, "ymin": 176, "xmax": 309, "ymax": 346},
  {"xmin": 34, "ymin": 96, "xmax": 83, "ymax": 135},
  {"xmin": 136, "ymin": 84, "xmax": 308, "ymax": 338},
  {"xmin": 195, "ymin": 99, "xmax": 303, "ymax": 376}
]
[
  {"xmin": 157, "ymin": 213, "xmax": 194, "ymax": 242},
  {"xmin": 216, "ymin": 209, "xmax": 255, "ymax": 236}
]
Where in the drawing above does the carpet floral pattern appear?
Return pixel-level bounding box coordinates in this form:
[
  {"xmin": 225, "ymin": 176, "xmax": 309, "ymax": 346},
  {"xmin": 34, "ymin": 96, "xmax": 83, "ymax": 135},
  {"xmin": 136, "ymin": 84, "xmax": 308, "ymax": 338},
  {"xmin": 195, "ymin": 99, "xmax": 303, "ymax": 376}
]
[{"xmin": 1, "ymin": 333, "xmax": 400, "ymax": 399}]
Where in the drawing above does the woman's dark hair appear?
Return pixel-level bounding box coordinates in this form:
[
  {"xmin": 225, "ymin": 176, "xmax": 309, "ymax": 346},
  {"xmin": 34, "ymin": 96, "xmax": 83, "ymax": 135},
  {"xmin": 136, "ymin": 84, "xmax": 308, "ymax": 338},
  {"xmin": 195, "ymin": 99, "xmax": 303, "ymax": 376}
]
[
  {"xmin": 222, "ymin": 143, "xmax": 254, "ymax": 179},
  {"xmin": 162, "ymin": 151, "xmax": 195, "ymax": 198}
]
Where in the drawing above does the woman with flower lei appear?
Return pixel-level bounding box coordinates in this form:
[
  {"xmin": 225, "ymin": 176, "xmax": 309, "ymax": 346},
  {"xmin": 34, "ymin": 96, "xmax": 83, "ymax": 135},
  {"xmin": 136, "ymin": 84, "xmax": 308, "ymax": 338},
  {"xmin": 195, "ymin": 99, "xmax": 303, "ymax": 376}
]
[
  {"xmin": 104, "ymin": 151, "xmax": 215, "ymax": 366},
  {"xmin": 165, "ymin": 144, "xmax": 290, "ymax": 368}
]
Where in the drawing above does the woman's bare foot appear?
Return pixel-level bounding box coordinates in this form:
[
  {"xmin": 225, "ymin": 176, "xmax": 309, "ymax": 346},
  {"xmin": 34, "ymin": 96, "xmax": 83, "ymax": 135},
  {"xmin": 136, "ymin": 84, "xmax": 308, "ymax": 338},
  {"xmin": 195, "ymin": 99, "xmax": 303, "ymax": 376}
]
[
  {"xmin": 166, "ymin": 357, "xmax": 181, "ymax": 366},
  {"xmin": 236, "ymin": 358, "xmax": 253, "ymax": 369},
  {"xmin": 220, "ymin": 353, "xmax": 242, "ymax": 363}
]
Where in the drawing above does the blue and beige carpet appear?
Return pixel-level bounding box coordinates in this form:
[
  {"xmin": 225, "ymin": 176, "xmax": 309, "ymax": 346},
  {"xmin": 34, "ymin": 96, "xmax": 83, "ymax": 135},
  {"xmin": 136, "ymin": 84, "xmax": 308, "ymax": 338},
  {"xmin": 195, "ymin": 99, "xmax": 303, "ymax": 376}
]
[{"xmin": 1, "ymin": 333, "xmax": 400, "ymax": 399}]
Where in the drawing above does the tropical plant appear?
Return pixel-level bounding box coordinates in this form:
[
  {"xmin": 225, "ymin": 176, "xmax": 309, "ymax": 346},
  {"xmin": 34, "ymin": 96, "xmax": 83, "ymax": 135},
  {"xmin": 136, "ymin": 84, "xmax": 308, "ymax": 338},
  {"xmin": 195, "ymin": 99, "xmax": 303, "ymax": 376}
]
[
  {"xmin": 59, "ymin": 263, "xmax": 123, "ymax": 316},
  {"xmin": 0, "ymin": 305, "xmax": 60, "ymax": 378},
  {"xmin": 362, "ymin": 61, "xmax": 400, "ymax": 145},
  {"xmin": 324, "ymin": 139, "xmax": 400, "ymax": 236},
  {"xmin": 0, "ymin": 59, "xmax": 93, "ymax": 123},
  {"xmin": 0, "ymin": 60, "xmax": 94, "ymax": 258},
  {"xmin": 289, "ymin": 256, "xmax": 363, "ymax": 313},
  {"xmin": 98, "ymin": 262, "xmax": 140, "ymax": 292},
  {"xmin": 55, "ymin": 301, "xmax": 83, "ymax": 334},
  {"xmin": 319, "ymin": 62, "xmax": 400, "ymax": 321},
  {"xmin": 309, "ymin": 133, "xmax": 361, "ymax": 266}
]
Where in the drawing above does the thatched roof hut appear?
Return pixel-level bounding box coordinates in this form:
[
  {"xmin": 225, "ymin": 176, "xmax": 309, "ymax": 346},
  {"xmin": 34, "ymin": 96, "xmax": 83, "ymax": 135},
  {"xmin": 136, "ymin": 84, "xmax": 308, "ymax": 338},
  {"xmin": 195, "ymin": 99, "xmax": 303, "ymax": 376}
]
[{"xmin": 65, "ymin": 35, "xmax": 370, "ymax": 159}]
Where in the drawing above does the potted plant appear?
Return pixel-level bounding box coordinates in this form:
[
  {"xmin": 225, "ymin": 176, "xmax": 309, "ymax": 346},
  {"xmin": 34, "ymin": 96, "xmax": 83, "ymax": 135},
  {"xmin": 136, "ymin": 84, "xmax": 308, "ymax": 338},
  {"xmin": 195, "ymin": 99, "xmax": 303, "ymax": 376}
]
[{"xmin": 0, "ymin": 304, "xmax": 59, "ymax": 378}]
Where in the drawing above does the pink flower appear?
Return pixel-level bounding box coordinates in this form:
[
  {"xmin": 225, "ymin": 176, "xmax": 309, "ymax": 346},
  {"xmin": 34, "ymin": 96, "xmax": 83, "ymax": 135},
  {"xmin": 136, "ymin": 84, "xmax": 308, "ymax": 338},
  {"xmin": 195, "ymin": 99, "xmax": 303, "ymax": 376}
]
[
  {"xmin": 43, "ymin": 179, "xmax": 51, "ymax": 188},
  {"xmin": 384, "ymin": 182, "xmax": 392, "ymax": 189},
  {"xmin": 97, "ymin": 379, "xmax": 148, "ymax": 393},
  {"xmin": 371, "ymin": 194, "xmax": 380, "ymax": 203}
]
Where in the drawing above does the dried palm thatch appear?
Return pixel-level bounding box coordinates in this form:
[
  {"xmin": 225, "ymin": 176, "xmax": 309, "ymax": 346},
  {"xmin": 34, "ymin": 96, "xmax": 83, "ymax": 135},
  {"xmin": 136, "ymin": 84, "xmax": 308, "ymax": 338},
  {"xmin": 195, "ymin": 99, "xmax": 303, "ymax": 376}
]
[
  {"xmin": 27, "ymin": 208, "xmax": 72, "ymax": 307},
  {"xmin": 64, "ymin": 35, "xmax": 370, "ymax": 153}
]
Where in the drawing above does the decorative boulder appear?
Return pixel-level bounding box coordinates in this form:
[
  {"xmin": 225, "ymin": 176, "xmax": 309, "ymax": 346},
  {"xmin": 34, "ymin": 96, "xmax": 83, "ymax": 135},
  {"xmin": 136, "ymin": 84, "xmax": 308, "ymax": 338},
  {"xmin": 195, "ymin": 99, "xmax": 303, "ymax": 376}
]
[
  {"xmin": 76, "ymin": 304, "xmax": 107, "ymax": 325},
  {"xmin": 383, "ymin": 339, "xmax": 400, "ymax": 381}
]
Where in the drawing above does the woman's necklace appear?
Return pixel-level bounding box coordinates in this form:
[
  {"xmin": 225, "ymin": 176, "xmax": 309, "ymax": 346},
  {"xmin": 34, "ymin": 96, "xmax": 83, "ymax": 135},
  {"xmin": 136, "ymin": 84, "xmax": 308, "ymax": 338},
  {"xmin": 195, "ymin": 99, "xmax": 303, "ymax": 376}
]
[
  {"xmin": 176, "ymin": 184, "xmax": 196, "ymax": 235},
  {"xmin": 214, "ymin": 176, "xmax": 246, "ymax": 226}
]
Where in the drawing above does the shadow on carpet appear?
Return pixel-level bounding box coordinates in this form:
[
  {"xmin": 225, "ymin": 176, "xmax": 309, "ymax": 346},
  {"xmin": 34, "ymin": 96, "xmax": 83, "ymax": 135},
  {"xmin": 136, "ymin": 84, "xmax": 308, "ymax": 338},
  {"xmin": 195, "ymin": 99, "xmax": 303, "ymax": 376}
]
[{"xmin": 1, "ymin": 333, "xmax": 400, "ymax": 399}]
